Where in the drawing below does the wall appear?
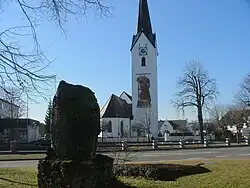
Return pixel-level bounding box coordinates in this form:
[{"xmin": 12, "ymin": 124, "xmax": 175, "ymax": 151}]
[
  {"xmin": 131, "ymin": 32, "xmax": 158, "ymax": 138},
  {"xmin": 131, "ymin": 130, "xmax": 138, "ymax": 137},
  {"xmin": 100, "ymin": 118, "xmax": 131, "ymax": 138},
  {"xmin": 163, "ymin": 134, "xmax": 215, "ymax": 142},
  {"xmin": 27, "ymin": 125, "xmax": 41, "ymax": 142},
  {"xmin": 0, "ymin": 100, "xmax": 19, "ymax": 118},
  {"xmin": 241, "ymin": 126, "xmax": 250, "ymax": 138},
  {"xmin": 0, "ymin": 128, "xmax": 27, "ymax": 142}
]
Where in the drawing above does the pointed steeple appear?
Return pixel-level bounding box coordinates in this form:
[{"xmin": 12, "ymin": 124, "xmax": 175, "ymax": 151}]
[
  {"xmin": 131, "ymin": 0, "xmax": 156, "ymax": 50},
  {"xmin": 137, "ymin": 0, "xmax": 153, "ymax": 36}
]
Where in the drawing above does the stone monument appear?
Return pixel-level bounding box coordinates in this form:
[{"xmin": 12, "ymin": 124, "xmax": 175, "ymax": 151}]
[{"xmin": 37, "ymin": 80, "xmax": 114, "ymax": 188}]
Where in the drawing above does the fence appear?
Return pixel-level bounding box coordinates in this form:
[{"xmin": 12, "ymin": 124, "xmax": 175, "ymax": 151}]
[
  {"xmin": 97, "ymin": 137, "xmax": 250, "ymax": 151},
  {"xmin": 1, "ymin": 137, "xmax": 250, "ymax": 153},
  {"xmin": 97, "ymin": 137, "xmax": 149, "ymax": 143},
  {"xmin": 97, "ymin": 135, "xmax": 216, "ymax": 143}
]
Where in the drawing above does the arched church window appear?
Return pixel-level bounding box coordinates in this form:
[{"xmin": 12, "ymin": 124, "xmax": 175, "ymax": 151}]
[
  {"xmin": 141, "ymin": 57, "xmax": 146, "ymax": 66},
  {"xmin": 107, "ymin": 121, "xmax": 112, "ymax": 132}
]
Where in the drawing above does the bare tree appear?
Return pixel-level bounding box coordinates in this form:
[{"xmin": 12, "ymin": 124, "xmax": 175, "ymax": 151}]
[
  {"xmin": 2, "ymin": 87, "xmax": 26, "ymax": 118},
  {"xmin": 134, "ymin": 107, "xmax": 152, "ymax": 142},
  {"xmin": 208, "ymin": 104, "xmax": 228, "ymax": 138},
  {"xmin": 100, "ymin": 119, "xmax": 111, "ymax": 138},
  {"xmin": 172, "ymin": 61, "xmax": 218, "ymax": 143},
  {"xmin": 224, "ymin": 105, "xmax": 250, "ymax": 127},
  {"xmin": 99, "ymin": 119, "xmax": 132, "ymax": 166},
  {"xmin": 0, "ymin": 0, "xmax": 112, "ymax": 99},
  {"xmin": 234, "ymin": 73, "xmax": 250, "ymax": 107}
]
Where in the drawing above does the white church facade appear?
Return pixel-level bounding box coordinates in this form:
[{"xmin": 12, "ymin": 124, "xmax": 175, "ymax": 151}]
[
  {"xmin": 100, "ymin": 92, "xmax": 133, "ymax": 138},
  {"xmin": 100, "ymin": 0, "xmax": 159, "ymax": 140}
]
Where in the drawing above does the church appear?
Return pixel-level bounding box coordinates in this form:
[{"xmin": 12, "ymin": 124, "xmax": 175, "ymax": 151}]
[{"xmin": 100, "ymin": 0, "xmax": 159, "ymax": 140}]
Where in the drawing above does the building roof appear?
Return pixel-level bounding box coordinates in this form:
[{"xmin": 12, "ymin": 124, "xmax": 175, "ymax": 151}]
[
  {"xmin": 168, "ymin": 120, "xmax": 190, "ymax": 133},
  {"xmin": 137, "ymin": 0, "xmax": 153, "ymax": 36},
  {"xmin": 120, "ymin": 91, "xmax": 132, "ymax": 101},
  {"xmin": 158, "ymin": 120, "xmax": 165, "ymax": 129},
  {"xmin": 101, "ymin": 94, "xmax": 132, "ymax": 119},
  {"xmin": 131, "ymin": 0, "xmax": 156, "ymax": 50}
]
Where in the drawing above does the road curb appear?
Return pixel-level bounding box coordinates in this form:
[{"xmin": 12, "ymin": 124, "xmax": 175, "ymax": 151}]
[
  {"xmin": 100, "ymin": 144, "xmax": 250, "ymax": 153},
  {"xmin": 0, "ymin": 158, "xmax": 44, "ymax": 162},
  {"xmin": 0, "ymin": 151, "xmax": 46, "ymax": 155}
]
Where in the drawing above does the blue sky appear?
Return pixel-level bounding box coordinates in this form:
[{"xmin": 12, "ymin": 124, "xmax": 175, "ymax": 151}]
[{"xmin": 1, "ymin": 0, "xmax": 250, "ymax": 122}]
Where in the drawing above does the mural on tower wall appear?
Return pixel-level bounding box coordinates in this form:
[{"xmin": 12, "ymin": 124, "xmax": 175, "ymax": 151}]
[{"xmin": 136, "ymin": 74, "xmax": 151, "ymax": 108}]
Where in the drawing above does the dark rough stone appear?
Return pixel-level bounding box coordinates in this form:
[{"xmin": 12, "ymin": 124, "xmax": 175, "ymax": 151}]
[
  {"xmin": 51, "ymin": 80, "xmax": 100, "ymax": 161},
  {"xmin": 44, "ymin": 147, "xmax": 56, "ymax": 160},
  {"xmin": 37, "ymin": 154, "xmax": 115, "ymax": 188},
  {"xmin": 93, "ymin": 154, "xmax": 114, "ymax": 187},
  {"xmin": 113, "ymin": 163, "xmax": 211, "ymax": 181},
  {"xmin": 38, "ymin": 81, "xmax": 115, "ymax": 188},
  {"xmin": 37, "ymin": 159, "xmax": 96, "ymax": 188}
]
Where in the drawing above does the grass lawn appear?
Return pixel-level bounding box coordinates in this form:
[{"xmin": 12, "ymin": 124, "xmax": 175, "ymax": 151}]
[
  {"xmin": 0, "ymin": 154, "xmax": 45, "ymax": 161},
  {"xmin": 0, "ymin": 168, "xmax": 37, "ymax": 188},
  {"xmin": 0, "ymin": 158, "xmax": 250, "ymax": 188}
]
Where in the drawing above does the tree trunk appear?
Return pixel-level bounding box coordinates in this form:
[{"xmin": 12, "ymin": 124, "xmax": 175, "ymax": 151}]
[
  {"xmin": 197, "ymin": 107, "xmax": 204, "ymax": 144},
  {"xmin": 9, "ymin": 129, "xmax": 15, "ymax": 142},
  {"xmin": 221, "ymin": 125, "xmax": 226, "ymax": 139}
]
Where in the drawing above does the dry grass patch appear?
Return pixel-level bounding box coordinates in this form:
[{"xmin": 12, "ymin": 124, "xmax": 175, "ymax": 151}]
[
  {"xmin": 122, "ymin": 158, "xmax": 250, "ymax": 188},
  {"xmin": 0, "ymin": 168, "xmax": 37, "ymax": 188}
]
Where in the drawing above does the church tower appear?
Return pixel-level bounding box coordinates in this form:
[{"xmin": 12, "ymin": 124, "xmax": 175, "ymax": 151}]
[{"xmin": 131, "ymin": 0, "xmax": 158, "ymax": 138}]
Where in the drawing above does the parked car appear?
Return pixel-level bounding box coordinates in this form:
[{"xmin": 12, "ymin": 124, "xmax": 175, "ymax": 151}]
[{"xmin": 30, "ymin": 138, "xmax": 51, "ymax": 149}]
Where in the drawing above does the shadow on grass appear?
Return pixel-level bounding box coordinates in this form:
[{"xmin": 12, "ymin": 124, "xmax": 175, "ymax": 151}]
[
  {"xmin": 115, "ymin": 163, "xmax": 212, "ymax": 181},
  {"xmin": 0, "ymin": 177, "xmax": 36, "ymax": 187},
  {"xmin": 110, "ymin": 179, "xmax": 137, "ymax": 188},
  {"xmin": 165, "ymin": 164, "xmax": 212, "ymax": 181}
]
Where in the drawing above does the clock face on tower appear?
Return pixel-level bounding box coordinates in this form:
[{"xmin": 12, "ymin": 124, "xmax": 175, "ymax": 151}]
[{"xmin": 139, "ymin": 47, "xmax": 147, "ymax": 56}]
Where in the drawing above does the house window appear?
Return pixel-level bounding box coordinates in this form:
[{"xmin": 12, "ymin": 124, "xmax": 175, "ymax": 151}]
[
  {"xmin": 107, "ymin": 121, "xmax": 112, "ymax": 132},
  {"xmin": 141, "ymin": 57, "xmax": 146, "ymax": 66}
]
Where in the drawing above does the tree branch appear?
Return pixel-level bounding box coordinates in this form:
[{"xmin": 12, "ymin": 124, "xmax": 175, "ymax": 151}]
[
  {"xmin": 234, "ymin": 73, "xmax": 250, "ymax": 107},
  {"xmin": 172, "ymin": 60, "xmax": 218, "ymax": 112},
  {"xmin": 0, "ymin": 0, "xmax": 112, "ymax": 100}
]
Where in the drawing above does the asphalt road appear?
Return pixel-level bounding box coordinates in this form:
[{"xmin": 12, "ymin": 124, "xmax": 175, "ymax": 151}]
[{"xmin": 0, "ymin": 146, "xmax": 249, "ymax": 168}]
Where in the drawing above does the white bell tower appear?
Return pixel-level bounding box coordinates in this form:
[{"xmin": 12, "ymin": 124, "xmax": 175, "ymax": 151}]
[{"xmin": 131, "ymin": 0, "xmax": 158, "ymax": 138}]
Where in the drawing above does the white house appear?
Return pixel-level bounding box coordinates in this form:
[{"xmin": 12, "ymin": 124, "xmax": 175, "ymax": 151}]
[
  {"xmin": 240, "ymin": 123, "xmax": 250, "ymax": 139},
  {"xmin": 0, "ymin": 98, "xmax": 19, "ymax": 118},
  {"xmin": 159, "ymin": 119, "xmax": 190, "ymax": 135},
  {"xmin": 0, "ymin": 118, "xmax": 42, "ymax": 142}
]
